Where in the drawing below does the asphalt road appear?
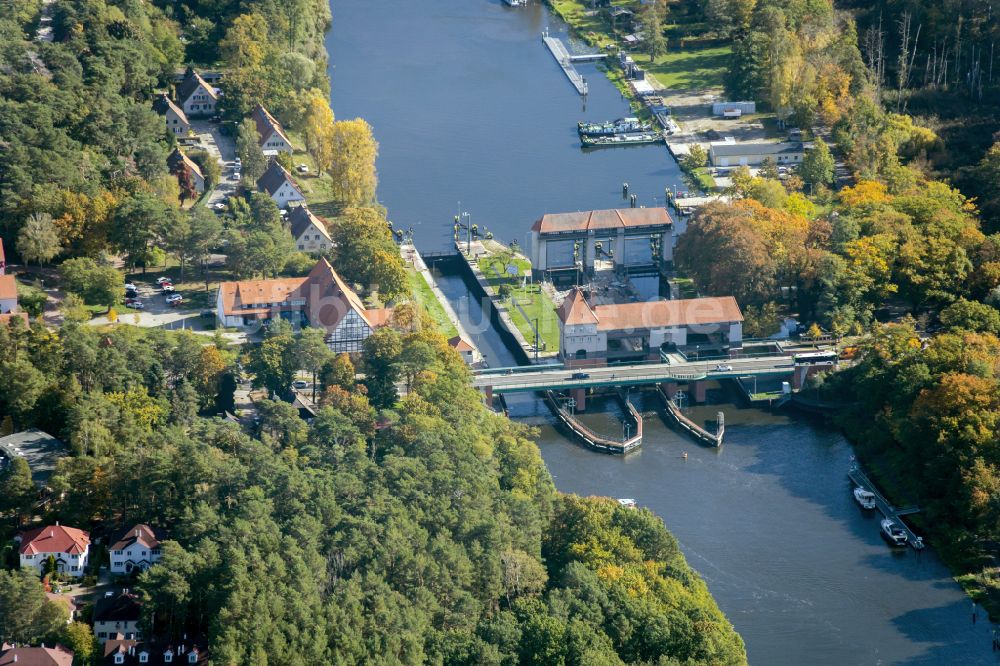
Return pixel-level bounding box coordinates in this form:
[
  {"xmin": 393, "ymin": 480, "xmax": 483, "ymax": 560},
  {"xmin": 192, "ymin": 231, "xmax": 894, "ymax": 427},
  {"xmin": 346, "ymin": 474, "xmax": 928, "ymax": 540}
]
[{"xmin": 473, "ymin": 355, "xmax": 798, "ymax": 392}]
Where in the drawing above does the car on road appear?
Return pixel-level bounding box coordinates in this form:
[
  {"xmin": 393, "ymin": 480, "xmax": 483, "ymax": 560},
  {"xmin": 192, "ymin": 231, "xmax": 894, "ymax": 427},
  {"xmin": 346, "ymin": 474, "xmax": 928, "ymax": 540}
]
[
  {"xmin": 292, "ymin": 380, "xmax": 309, "ymax": 389},
  {"xmin": 165, "ymin": 293, "xmax": 183, "ymax": 306},
  {"xmin": 156, "ymin": 277, "xmax": 172, "ymax": 285},
  {"xmin": 161, "ymin": 283, "xmax": 175, "ymax": 292},
  {"xmin": 234, "ymin": 157, "xmax": 242, "ymax": 168},
  {"xmin": 712, "ymin": 364, "xmax": 733, "ymax": 372},
  {"xmin": 571, "ymin": 372, "xmax": 591, "ymax": 380},
  {"xmin": 124, "ymin": 298, "xmax": 144, "ymax": 309},
  {"xmin": 124, "ymin": 282, "xmax": 137, "ymax": 291},
  {"xmin": 231, "ymin": 171, "xmax": 241, "ymax": 182}
]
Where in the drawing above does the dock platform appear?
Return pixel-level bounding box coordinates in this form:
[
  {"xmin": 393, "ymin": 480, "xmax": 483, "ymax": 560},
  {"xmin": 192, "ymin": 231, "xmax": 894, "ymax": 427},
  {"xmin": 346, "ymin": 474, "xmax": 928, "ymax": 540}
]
[
  {"xmin": 848, "ymin": 465, "xmax": 925, "ymax": 550},
  {"xmin": 542, "ymin": 33, "xmax": 588, "ymax": 95}
]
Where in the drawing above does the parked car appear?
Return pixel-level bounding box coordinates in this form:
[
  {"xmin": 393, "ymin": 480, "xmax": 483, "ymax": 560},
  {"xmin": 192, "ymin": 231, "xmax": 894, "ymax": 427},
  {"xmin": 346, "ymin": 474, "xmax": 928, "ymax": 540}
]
[
  {"xmin": 124, "ymin": 298, "xmax": 144, "ymax": 309},
  {"xmin": 712, "ymin": 364, "xmax": 733, "ymax": 372},
  {"xmin": 293, "ymin": 380, "xmax": 309, "ymax": 389},
  {"xmin": 231, "ymin": 171, "xmax": 241, "ymax": 182},
  {"xmin": 161, "ymin": 283, "xmax": 175, "ymax": 292},
  {"xmin": 165, "ymin": 293, "xmax": 183, "ymax": 306},
  {"xmin": 213, "ymin": 202, "xmax": 226, "ymax": 211},
  {"xmin": 124, "ymin": 282, "xmax": 137, "ymax": 291},
  {"xmin": 571, "ymin": 372, "xmax": 590, "ymax": 380},
  {"xmin": 679, "ymin": 207, "xmax": 694, "ymax": 216},
  {"xmin": 156, "ymin": 277, "xmax": 172, "ymax": 285},
  {"xmin": 296, "ymin": 164, "xmax": 309, "ymax": 174},
  {"xmin": 233, "ymin": 157, "xmax": 242, "ymax": 168},
  {"xmin": 209, "ymin": 115, "xmax": 221, "ymax": 123},
  {"xmin": 125, "ymin": 288, "xmax": 138, "ymax": 299}
]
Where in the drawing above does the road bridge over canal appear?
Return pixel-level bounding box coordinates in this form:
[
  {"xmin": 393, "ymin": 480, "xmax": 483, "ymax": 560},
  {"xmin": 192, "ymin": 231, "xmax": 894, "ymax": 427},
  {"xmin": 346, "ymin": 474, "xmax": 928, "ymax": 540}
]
[{"xmin": 473, "ymin": 355, "xmax": 798, "ymax": 395}]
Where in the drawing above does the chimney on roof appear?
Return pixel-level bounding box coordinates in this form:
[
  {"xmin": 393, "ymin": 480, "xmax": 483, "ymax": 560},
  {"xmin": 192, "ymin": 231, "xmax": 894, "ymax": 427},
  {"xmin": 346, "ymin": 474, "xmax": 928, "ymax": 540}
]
[{"xmin": 55, "ymin": 521, "xmax": 59, "ymax": 526}]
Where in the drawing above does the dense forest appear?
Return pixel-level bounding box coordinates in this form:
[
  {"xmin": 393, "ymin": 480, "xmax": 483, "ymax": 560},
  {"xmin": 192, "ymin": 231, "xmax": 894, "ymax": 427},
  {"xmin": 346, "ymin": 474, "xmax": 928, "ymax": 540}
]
[{"xmin": 0, "ymin": 315, "xmax": 747, "ymax": 664}]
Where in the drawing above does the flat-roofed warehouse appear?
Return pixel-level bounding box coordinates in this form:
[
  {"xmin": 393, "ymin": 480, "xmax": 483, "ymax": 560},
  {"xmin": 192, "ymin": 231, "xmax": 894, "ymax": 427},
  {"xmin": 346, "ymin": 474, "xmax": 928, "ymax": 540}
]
[{"xmin": 530, "ymin": 208, "xmax": 673, "ymax": 281}]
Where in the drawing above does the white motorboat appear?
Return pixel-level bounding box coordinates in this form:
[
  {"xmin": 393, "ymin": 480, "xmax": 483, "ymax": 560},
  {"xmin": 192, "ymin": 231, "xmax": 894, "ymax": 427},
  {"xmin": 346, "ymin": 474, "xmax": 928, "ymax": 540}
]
[
  {"xmin": 617, "ymin": 498, "xmax": 637, "ymax": 509},
  {"xmin": 853, "ymin": 487, "xmax": 876, "ymax": 510},
  {"xmin": 881, "ymin": 519, "xmax": 908, "ymax": 546}
]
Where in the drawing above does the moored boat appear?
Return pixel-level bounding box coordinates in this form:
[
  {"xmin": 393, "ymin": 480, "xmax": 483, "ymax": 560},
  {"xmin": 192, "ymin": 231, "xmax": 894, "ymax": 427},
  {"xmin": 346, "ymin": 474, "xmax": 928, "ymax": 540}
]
[
  {"xmin": 578, "ymin": 117, "xmax": 652, "ymax": 137},
  {"xmin": 853, "ymin": 487, "xmax": 876, "ymax": 509},
  {"xmin": 617, "ymin": 498, "xmax": 637, "ymax": 509},
  {"xmin": 581, "ymin": 131, "xmax": 664, "ymax": 147},
  {"xmin": 881, "ymin": 518, "xmax": 908, "ymax": 546}
]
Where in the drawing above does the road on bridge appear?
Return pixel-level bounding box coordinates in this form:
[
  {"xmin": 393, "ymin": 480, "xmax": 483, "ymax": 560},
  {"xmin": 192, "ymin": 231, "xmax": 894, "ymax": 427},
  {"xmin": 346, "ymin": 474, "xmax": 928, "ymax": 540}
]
[{"xmin": 473, "ymin": 356, "xmax": 797, "ymax": 393}]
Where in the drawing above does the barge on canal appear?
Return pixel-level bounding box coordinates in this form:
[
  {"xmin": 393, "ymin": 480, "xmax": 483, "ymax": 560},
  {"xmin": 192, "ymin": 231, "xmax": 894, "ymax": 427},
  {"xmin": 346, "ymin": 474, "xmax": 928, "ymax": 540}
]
[
  {"xmin": 578, "ymin": 117, "xmax": 653, "ymax": 137},
  {"xmin": 581, "ymin": 131, "xmax": 664, "ymax": 148}
]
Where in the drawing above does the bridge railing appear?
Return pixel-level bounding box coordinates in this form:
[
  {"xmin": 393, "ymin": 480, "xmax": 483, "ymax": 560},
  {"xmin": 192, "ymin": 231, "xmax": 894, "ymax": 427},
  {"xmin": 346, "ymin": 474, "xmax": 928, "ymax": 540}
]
[{"xmin": 476, "ymin": 364, "xmax": 795, "ymax": 391}]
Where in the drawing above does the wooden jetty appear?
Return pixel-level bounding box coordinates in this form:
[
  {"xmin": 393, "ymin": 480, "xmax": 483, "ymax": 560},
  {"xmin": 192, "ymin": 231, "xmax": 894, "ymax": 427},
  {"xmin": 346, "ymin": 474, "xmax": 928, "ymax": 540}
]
[
  {"xmin": 545, "ymin": 390, "xmax": 642, "ymax": 454},
  {"xmin": 848, "ymin": 464, "xmax": 926, "ymax": 550},
  {"xmin": 542, "ymin": 32, "xmax": 588, "ymax": 95}
]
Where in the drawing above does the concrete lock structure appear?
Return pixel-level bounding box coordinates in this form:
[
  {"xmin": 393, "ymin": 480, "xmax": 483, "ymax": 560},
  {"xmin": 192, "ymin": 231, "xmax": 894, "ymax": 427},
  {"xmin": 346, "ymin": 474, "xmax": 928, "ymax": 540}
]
[
  {"xmin": 530, "ymin": 208, "xmax": 673, "ymax": 281},
  {"xmin": 557, "ymin": 288, "xmax": 744, "ymax": 366}
]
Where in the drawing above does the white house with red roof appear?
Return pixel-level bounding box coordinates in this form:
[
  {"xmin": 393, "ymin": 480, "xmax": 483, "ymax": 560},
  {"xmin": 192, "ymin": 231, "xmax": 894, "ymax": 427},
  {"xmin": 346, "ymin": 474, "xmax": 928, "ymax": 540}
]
[
  {"xmin": 109, "ymin": 524, "xmax": 165, "ymax": 574},
  {"xmin": 556, "ymin": 288, "xmax": 744, "ymax": 365},
  {"xmin": 18, "ymin": 524, "xmax": 90, "ymax": 578}
]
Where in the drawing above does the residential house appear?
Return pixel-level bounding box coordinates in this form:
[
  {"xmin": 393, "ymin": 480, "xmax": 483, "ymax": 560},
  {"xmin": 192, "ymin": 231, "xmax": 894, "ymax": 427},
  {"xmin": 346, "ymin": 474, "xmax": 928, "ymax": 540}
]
[
  {"xmin": 0, "ymin": 272, "xmax": 27, "ymax": 326},
  {"xmin": 447, "ymin": 335, "xmax": 479, "ymax": 365},
  {"xmin": 152, "ymin": 94, "xmax": 191, "ymax": 136},
  {"xmin": 0, "ymin": 237, "xmax": 6, "ymax": 274},
  {"xmin": 0, "ymin": 430, "xmax": 68, "ymax": 490},
  {"xmin": 174, "ymin": 69, "xmax": 218, "ymax": 118},
  {"xmin": 102, "ymin": 639, "xmax": 208, "ymax": 665},
  {"xmin": 0, "ymin": 644, "xmax": 73, "ymax": 666},
  {"xmin": 45, "ymin": 593, "xmax": 78, "ymax": 623},
  {"xmin": 109, "ymin": 524, "xmax": 165, "ymax": 575},
  {"xmin": 287, "ymin": 206, "xmax": 332, "ymax": 253},
  {"xmin": 17, "ymin": 524, "xmax": 90, "ymax": 578},
  {"xmin": 94, "ymin": 591, "xmax": 143, "ymax": 644},
  {"xmin": 0, "ymin": 274, "xmax": 17, "ymax": 314},
  {"xmin": 250, "ymin": 104, "xmax": 294, "ymax": 155},
  {"xmin": 166, "ymin": 149, "xmax": 205, "ymax": 194},
  {"xmin": 257, "ymin": 161, "xmax": 305, "ymax": 209},
  {"xmin": 167, "ymin": 148, "xmax": 205, "ymax": 192},
  {"xmin": 708, "ymin": 141, "xmax": 807, "ymax": 167},
  {"xmin": 215, "ymin": 258, "xmax": 392, "ymax": 352}
]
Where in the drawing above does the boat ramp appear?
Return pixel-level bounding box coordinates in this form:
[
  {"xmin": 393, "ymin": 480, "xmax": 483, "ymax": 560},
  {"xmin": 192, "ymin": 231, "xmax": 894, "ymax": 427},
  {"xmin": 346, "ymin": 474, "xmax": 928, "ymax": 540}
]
[{"xmin": 849, "ymin": 464, "xmax": 925, "ymax": 550}]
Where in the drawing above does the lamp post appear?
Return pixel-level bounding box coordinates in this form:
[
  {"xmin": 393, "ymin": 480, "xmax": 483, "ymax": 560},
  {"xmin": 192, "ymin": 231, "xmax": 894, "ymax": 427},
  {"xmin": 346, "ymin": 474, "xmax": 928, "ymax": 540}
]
[
  {"xmin": 533, "ymin": 317, "xmax": 540, "ymax": 363},
  {"xmin": 622, "ymin": 418, "xmax": 631, "ymax": 441}
]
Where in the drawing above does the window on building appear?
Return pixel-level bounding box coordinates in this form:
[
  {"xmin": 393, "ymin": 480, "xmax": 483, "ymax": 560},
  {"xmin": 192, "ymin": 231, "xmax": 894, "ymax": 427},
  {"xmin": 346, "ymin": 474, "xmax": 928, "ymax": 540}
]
[
  {"xmin": 140, "ymin": 653, "xmax": 149, "ymax": 663},
  {"xmin": 114, "ymin": 550, "xmax": 123, "ymax": 555},
  {"xmin": 189, "ymin": 652, "xmax": 198, "ymax": 663},
  {"xmin": 164, "ymin": 652, "xmax": 173, "ymax": 663},
  {"xmin": 115, "ymin": 654, "xmax": 125, "ymax": 664},
  {"xmin": 98, "ymin": 632, "xmax": 108, "ymax": 639}
]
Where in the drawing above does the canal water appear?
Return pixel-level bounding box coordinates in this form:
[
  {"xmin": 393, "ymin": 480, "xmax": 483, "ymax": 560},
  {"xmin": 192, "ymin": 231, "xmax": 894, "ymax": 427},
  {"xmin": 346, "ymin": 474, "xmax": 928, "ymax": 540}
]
[{"xmin": 327, "ymin": 1, "xmax": 989, "ymax": 663}]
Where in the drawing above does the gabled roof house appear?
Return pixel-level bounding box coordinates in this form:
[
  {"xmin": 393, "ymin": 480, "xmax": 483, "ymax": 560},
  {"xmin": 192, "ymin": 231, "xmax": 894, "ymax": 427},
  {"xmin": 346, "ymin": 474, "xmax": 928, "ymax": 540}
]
[
  {"xmin": 257, "ymin": 162, "xmax": 305, "ymax": 209},
  {"xmin": 250, "ymin": 104, "xmax": 294, "ymax": 154}
]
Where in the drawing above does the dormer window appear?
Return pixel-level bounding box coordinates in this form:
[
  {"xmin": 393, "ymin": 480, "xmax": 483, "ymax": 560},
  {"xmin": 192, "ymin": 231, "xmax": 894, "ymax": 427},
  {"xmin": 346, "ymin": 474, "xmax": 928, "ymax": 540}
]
[
  {"xmin": 164, "ymin": 651, "xmax": 173, "ymax": 663},
  {"xmin": 114, "ymin": 654, "xmax": 125, "ymax": 664},
  {"xmin": 188, "ymin": 651, "xmax": 198, "ymax": 663},
  {"xmin": 139, "ymin": 653, "xmax": 149, "ymax": 663}
]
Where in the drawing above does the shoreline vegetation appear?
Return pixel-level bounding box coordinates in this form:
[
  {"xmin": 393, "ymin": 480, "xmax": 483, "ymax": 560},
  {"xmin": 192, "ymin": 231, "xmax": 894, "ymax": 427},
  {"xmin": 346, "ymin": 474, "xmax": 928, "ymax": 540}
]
[
  {"xmin": 548, "ymin": 0, "xmax": 1000, "ymax": 620},
  {"xmin": 0, "ymin": 0, "xmax": 748, "ymax": 662}
]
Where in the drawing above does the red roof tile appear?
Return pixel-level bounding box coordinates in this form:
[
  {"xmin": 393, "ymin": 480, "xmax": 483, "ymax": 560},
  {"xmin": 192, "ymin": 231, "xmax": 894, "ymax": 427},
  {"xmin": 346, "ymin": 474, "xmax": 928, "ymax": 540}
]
[
  {"xmin": 19, "ymin": 525, "xmax": 90, "ymax": 556},
  {"xmin": 556, "ymin": 288, "xmax": 598, "ymax": 325}
]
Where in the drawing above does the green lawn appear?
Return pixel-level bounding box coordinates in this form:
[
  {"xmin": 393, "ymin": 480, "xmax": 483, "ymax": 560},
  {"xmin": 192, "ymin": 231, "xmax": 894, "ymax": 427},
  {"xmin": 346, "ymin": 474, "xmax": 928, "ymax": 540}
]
[
  {"xmin": 283, "ymin": 131, "xmax": 342, "ymax": 219},
  {"xmin": 477, "ymin": 255, "xmax": 560, "ymax": 352},
  {"xmin": 691, "ymin": 167, "xmax": 716, "ymax": 191},
  {"xmin": 631, "ymin": 45, "xmax": 731, "ymax": 90},
  {"xmin": 405, "ymin": 268, "xmax": 458, "ymax": 338}
]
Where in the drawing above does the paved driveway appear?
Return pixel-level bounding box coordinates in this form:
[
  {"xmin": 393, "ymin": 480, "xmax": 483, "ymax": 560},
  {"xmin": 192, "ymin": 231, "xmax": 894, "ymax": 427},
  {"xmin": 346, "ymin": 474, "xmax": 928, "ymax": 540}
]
[{"xmin": 188, "ymin": 119, "xmax": 239, "ymax": 209}]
